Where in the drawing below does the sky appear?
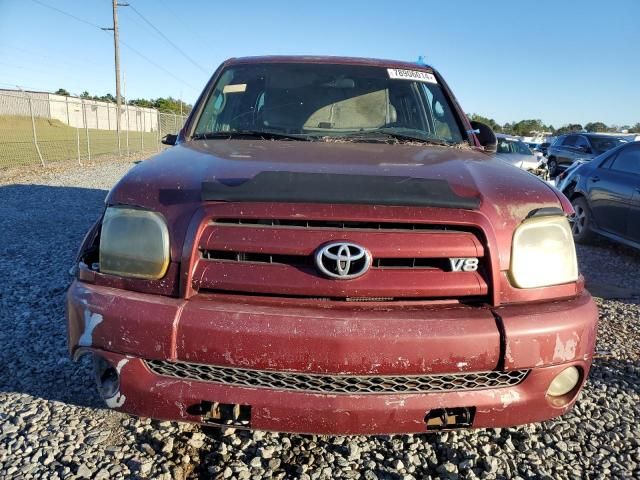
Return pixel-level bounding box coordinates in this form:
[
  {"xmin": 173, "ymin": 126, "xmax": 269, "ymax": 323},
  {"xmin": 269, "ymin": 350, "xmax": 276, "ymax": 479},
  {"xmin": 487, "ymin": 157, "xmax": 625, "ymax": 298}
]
[{"xmin": 0, "ymin": 0, "xmax": 638, "ymax": 127}]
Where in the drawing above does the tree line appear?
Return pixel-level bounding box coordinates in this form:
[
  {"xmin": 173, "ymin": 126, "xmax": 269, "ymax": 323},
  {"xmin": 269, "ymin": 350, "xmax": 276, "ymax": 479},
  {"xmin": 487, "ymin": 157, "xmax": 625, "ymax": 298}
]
[
  {"xmin": 54, "ymin": 89, "xmax": 191, "ymax": 116},
  {"xmin": 468, "ymin": 114, "xmax": 640, "ymax": 137}
]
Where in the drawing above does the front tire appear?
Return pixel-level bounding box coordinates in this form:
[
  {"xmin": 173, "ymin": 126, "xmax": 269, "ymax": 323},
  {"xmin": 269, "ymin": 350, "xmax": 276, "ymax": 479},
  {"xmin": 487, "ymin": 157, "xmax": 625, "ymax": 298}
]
[
  {"xmin": 547, "ymin": 158, "xmax": 558, "ymax": 177},
  {"xmin": 571, "ymin": 197, "xmax": 594, "ymax": 244}
]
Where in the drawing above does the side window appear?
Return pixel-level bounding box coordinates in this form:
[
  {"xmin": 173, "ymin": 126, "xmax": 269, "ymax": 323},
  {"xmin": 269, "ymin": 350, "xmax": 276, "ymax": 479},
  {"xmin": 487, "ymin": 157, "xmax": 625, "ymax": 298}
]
[
  {"xmin": 420, "ymin": 83, "xmax": 459, "ymax": 141},
  {"xmin": 574, "ymin": 136, "xmax": 590, "ymax": 150},
  {"xmin": 599, "ymin": 151, "xmax": 618, "ymax": 169},
  {"xmin": 562, "ymin": 135, "xmax": 577, "ymax": 147},
  {"xmin": 610, "ymin": 145, "xmax": 640, "ymax": 175},
  {"xmin": 496, "ymin": 139, "xmax": 511, "ymax": 154}
]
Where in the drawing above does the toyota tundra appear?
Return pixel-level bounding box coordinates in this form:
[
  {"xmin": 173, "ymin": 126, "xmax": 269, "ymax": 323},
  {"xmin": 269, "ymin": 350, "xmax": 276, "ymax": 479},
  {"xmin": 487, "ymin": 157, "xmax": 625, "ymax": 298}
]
[{"xmin": 66, "ymin": 56, "xmax": 598, "ymax": 434}]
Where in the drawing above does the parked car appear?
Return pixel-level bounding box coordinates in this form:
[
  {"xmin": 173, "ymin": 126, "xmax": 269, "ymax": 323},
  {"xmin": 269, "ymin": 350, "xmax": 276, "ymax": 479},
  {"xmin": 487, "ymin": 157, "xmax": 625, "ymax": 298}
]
[
  {"xmin": 555, "ymin": 159, "xmax": 589, "ymax": 191},
  {"xmin": 537, "ymin": 141, "xmax": 551, "ymax": 156},
  {"xmin": 547, "ymin": 133, "xmax": 630, "ymax": 177},
  {"xmin": 67, "ymin": 55, "xmax": 596, "ymax": 435},
  {"xmin": 495, "ymin": 134, "xmax": 545, "ymax": 173},
  {"xmin": 526, "ymin": 142, "xmax": 548, "ymax": 158},
  {"xmin": 560, "ymin": 141, "xmax": 640, "ymax": 248}
]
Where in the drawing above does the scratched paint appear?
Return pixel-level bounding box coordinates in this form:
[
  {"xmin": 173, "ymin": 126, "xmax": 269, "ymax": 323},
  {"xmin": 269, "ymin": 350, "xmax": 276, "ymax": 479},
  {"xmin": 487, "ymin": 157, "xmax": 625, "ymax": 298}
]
[
  {"xmin": 115, "ymin": 358, "xmax": 130, "ymax": 374},
  {"xmin": 78, "ymin": 309, "xmax": 103, "ymax": 347},
  {"xmin": 552, "ymin": 333, "xmax": 578, "ymax": 362},
  {"xmin": 500, "ymin": 390, "xmax": 520, "ymax": 408}
]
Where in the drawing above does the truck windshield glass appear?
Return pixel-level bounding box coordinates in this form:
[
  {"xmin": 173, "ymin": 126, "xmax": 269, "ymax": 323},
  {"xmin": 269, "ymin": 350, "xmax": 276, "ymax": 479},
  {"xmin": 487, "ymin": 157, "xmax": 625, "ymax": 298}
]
[{"xmin": 194, "ymin": 63, "xmax": 465, "ymax": 144}]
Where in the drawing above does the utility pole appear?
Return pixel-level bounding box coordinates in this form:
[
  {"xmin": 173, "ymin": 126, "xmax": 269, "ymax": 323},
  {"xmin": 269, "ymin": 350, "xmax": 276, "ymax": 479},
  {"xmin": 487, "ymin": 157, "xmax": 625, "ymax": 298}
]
[
  {"xmin": 123, "ymin": 71, "xmax": 130, "ymax": 156},
  {"xmin": 103, "ymin": 1, "xmax": 128, "ymax": 156}
]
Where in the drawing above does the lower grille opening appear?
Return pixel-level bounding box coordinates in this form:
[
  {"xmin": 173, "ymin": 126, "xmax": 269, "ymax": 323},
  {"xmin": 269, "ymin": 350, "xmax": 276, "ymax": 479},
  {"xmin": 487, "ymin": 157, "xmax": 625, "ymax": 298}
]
[
  {"xmin": 425, "ymin": 407, "xmax": 476, "ymax": 431},
  {"xmin": 147, "ymin": 360, "xmax": 529, "ymax": 395}
]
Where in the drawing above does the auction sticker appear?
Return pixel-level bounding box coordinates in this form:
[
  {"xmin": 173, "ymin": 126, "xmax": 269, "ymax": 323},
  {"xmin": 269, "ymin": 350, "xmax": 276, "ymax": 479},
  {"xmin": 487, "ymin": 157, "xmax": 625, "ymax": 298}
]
[{"xmin": 387, "ymin": 68, "xmax": 437, "ymax": 84}]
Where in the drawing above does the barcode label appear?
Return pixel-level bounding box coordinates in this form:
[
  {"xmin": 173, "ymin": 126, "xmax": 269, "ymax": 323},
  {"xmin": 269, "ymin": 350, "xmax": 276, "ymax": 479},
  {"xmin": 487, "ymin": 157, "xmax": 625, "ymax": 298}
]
[{"xmin": 387, "ymin": 68, "xmax": 437, "ymax": 84}]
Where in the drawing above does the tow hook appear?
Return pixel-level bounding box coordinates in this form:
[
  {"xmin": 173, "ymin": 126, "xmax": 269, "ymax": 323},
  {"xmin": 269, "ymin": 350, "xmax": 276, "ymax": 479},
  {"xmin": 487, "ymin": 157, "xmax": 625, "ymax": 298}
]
[{"xmin": 424, "ymin": 407, "xmax": 475, "ymax": 431}]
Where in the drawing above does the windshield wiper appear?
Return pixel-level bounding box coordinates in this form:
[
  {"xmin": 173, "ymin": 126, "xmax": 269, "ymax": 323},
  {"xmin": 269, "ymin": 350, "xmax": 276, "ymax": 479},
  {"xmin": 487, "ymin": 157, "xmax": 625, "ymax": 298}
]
[
  {"xmin": 340, "ymin": 129, "xmax": 454, "ymax": 147},
  {"xmin": 192, "ymin": 130, "xmax": 312, "ymax": 141}
]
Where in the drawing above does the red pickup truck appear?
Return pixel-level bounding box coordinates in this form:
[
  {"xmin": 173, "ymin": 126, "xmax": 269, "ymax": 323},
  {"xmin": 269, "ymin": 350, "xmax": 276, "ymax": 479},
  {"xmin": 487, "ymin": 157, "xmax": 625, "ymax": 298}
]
[{"xmin": 67, "ymin": 56, "xmax": 597, "ymax": 434}]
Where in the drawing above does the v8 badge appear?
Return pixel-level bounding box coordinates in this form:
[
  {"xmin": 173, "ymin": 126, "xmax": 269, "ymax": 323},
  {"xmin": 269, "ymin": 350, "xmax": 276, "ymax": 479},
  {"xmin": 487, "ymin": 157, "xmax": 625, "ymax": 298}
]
[{"xmin": 449, "ymin": 258, "xmax": 479, "ymax": 272}]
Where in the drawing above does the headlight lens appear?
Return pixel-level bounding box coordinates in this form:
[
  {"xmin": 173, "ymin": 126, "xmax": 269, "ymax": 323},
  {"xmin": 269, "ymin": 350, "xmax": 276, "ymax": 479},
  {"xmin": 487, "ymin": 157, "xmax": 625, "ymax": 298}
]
[
  {"xmin": 99, "ymin": 207, "xmax": 170, "ymax": 279},
  {"xmin": 510, "ymin": 215, "xmax": 578, "ymax": 288}
]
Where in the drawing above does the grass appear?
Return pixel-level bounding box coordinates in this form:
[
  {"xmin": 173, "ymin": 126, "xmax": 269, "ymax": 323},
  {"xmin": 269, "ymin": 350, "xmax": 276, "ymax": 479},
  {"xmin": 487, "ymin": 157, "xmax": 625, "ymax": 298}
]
[{"xmin": 0, "ymin": 115, "xmax": 160, "ymax": 168}]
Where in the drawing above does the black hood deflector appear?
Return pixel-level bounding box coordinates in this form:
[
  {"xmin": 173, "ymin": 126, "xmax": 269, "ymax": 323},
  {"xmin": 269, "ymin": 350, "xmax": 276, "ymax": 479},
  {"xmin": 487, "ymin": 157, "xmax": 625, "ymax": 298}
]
[{"xmin": 202, "ymin": 171, "xmax": 480, "ymax": 209}]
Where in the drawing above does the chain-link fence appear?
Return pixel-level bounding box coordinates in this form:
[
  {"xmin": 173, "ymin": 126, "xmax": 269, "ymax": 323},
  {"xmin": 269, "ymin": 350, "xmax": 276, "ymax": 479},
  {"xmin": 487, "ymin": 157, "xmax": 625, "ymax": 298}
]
[{"xmin": 0, "ymin": 90, "xmax": 187, "ymax": 169}]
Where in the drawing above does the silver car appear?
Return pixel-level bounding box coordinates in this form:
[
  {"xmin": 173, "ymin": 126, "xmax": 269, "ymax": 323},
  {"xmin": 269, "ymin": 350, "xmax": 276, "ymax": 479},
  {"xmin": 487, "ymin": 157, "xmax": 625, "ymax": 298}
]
[{"xmin": 495, "ymin": 134, "xmax": 542, "ymax": 172}]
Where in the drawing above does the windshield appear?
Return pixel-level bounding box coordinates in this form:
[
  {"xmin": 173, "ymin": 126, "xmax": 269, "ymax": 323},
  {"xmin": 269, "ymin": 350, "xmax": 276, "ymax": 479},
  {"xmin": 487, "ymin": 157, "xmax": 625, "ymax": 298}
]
[
  {"xmin": 496, "ymin": 138, "xmax": 534, "ymax": 155},
  {"xmin": 589, "ymin": 136, "xmax": 629, "ymax": 154},
  {"xmin": 193, "ymin": 63, "xmax": 465, "ymax": 144}
]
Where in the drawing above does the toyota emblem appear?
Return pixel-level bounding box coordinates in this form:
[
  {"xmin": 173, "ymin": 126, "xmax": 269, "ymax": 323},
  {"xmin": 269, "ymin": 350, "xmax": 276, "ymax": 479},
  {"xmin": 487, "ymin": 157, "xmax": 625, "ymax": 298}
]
[{"xmin": 315, "ymin": 242, "xmax": 372, "ymax": 279}]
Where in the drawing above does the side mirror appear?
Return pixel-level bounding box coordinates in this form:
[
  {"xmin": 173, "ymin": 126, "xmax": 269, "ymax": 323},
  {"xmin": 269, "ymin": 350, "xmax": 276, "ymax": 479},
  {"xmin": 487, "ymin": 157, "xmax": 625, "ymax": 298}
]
[
  {"xmin": 161, "ymin": 133, "xmax": 178, "ymax": 146},
  {"xmin": 470, "ymin": 121, "xmax": 497, "ymax": 154}
]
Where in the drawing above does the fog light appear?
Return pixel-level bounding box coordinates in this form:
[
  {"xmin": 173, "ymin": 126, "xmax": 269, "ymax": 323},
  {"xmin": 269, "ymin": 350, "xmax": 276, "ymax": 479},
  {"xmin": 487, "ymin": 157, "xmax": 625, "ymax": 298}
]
[{"xmin": 547, "ymin": 366, "xmax": 580, "ymax": 397}]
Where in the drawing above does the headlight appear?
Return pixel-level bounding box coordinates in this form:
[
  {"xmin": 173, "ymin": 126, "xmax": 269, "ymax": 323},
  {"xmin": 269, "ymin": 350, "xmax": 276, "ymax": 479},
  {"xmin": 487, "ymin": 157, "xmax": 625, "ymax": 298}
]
[
  {"xmin": 510, "ymin": 215, "xmax": 578, "ymax": 288},
  {"xmin": 99, "ymin": 207, "xmax": 170, "ymax": 279}
]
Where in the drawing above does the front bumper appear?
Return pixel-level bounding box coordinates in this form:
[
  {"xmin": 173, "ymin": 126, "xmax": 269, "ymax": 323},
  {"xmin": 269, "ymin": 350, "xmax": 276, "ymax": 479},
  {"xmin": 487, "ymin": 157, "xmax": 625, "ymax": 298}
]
[{"xmin": 67, "ymin": 281, "xmax": 598, "ymax": 435}]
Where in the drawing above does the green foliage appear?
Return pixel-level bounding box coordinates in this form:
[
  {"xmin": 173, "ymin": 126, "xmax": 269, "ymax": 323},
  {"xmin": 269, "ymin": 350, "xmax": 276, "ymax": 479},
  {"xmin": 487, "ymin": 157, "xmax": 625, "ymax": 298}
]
[
  {"xmin": 468, "ymin": 115, "xmax": 640, "ymax": 136},
  {"xmin": 57, "ymin": 88, "xmax": 191, "ymax": 114},
  {"xmin": 468, "ymin": 115, "xmax": 556, "ymax": 136},
  {"xmin": 468, "ymin": 113, "xmax": 502, "ymax": 133},
  {"xmin": 130, "ymin": 96, "xmax": 192, "ymax": 115},
  {"xmin": 584, "ymin": 122, "xmax": 610, "ymax": 132},
  {"xmin": 503, "ymin": 119, "xmax": 550, "ymax": 137},
  {"xmin": 555, "ymin": 124, "xmax": 584, "ymax": 135},
  {"xmin": 54, "ymin": 88, "xmax": 70, "ymax": 96}
]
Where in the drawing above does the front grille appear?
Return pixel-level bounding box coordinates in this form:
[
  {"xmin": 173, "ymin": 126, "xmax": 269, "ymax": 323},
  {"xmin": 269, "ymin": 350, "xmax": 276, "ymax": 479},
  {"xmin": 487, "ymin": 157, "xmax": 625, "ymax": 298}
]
[
  {"xmin": 214, "ymin": 218, "xmax": 465, "ymax": 232},
  {"xmin": 146, "ymin": 360, "xmax": 528, "ymax": 395},
  {"xmin": 202, "ymin": 250, "xmax": 450, "ymax": 270},
  {"xmin": 193, "ymin": 212, "xmax": 490, "ymax": 300}
]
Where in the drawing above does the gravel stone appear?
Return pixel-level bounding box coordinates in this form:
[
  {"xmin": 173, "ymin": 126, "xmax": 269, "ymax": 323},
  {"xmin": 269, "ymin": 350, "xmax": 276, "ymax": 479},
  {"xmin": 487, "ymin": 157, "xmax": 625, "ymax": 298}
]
[
  {"xmin": 75, "ymin": 464, "xmax": 93, "ymax": 478},
  {"xmin": 0, "ymin": 160, "xmax": 638, "ymax": 479},
  {"xmin": 258, "ymin": 445, "xmax": 276, "ymax": 459}
]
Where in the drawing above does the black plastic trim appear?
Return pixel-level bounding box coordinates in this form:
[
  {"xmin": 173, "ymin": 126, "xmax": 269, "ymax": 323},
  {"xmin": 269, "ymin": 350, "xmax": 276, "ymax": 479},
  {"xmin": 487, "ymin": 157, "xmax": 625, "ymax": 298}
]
[{"xmin": 202, "ymin": 172, "xmax": 480, "ymax": 209}]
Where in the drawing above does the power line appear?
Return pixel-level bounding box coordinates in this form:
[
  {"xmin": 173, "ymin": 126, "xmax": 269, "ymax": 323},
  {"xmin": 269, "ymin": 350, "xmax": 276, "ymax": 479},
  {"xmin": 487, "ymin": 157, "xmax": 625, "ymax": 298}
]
[
  {"xmin": 30, "ymin": 0, "xmax": 103, "ymax": 29},
  {"xmin": 119, "ymin": 39, "xmax": 199, "ymax": 89},
  {"xmin": 154, "ymin": 0, "xmax": 211, "ymax": 49},
  {"xmin": 0, "ymin": 44, "xmax": 106, "ymax": 70},
  {"xmin": 28, "ymin": 0, "xmax": 197, "ymax": 90},
  {"xmin": 127, "ymin": 4, "xmax": 208, "ymax": 74}
]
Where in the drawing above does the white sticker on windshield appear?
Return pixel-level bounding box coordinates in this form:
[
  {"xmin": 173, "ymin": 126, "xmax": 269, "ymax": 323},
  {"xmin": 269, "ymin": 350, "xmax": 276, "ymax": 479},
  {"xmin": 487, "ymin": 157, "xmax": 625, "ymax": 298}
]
[
  {"xmin": 223, "ymin": 84, "xmax": 247, "ymax": 93},
  {"xmin": 387, "ymin": 68, "xmax": 437, "ymax": 84}
]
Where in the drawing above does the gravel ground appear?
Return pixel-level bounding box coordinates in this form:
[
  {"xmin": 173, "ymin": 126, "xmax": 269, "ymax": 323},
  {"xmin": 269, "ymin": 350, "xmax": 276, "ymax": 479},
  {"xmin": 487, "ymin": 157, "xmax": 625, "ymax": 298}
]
[{"xmin": 0, "ymin": 161, "xmax": 638, "ymax": 480}]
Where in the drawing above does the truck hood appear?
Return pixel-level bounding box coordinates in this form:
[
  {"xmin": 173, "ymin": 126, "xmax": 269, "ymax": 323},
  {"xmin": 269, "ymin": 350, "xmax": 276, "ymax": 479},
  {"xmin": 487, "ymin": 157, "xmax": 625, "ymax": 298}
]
[{"xmin": 108, "ymin": 140, "xmax": 564, "ymax": 264}]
